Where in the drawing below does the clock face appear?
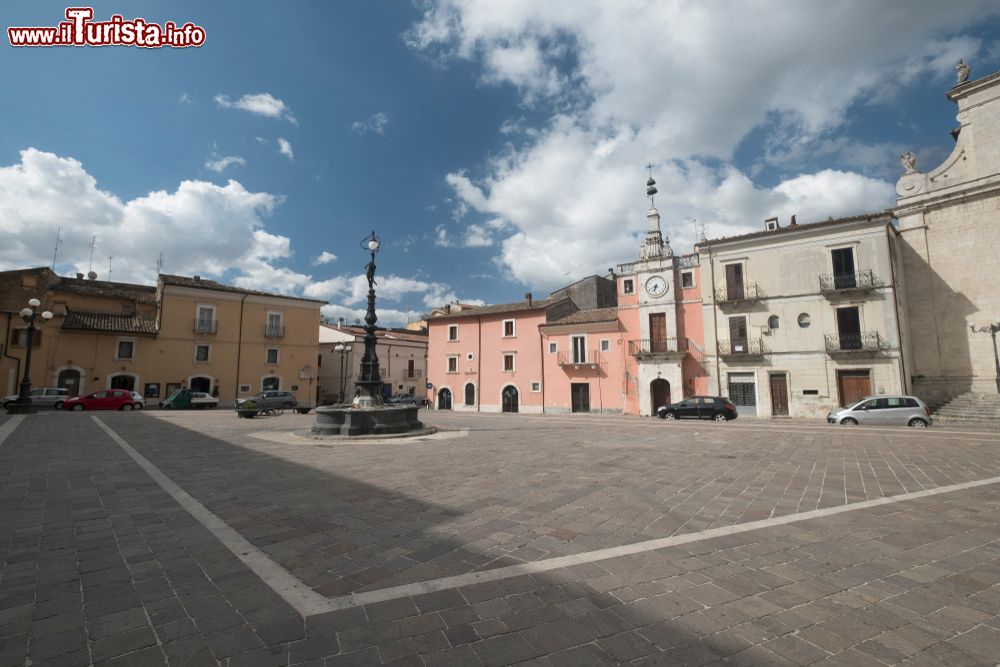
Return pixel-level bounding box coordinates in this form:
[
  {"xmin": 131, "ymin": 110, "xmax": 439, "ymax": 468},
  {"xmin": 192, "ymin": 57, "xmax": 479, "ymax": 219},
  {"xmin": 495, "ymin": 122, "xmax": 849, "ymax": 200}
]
[{"xmin": 645, "ymin": 275, "xmax": 668, "ymax": 297}]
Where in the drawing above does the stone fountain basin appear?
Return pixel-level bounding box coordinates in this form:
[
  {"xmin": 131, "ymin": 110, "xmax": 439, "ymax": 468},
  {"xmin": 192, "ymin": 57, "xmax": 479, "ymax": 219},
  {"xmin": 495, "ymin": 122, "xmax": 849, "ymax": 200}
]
[{"xmin": 312, "ymin": 404, "xmax": 424, "ymax": 436}]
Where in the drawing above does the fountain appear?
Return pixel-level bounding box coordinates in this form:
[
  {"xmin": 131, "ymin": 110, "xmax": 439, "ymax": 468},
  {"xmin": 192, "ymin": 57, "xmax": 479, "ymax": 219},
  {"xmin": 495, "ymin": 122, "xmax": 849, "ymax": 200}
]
[{"xmin": 312, "ymin": 231, "xmax": 427, "ymax": 436}]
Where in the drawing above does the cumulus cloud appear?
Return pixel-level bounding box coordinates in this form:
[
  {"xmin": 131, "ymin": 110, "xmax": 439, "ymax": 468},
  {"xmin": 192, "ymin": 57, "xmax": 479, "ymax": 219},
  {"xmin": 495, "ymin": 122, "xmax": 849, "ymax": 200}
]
[
  {"xmin": 351, "ymin": 112, "xmax": 390, "ymax": 136},
  {"xmin": 277, "ymin": 137, "xmax": 294, "ymax": 160},
  {"xmin": 312, "ymin": 251, "xmax": 338, "ymax": 265},
  {"xmin": 408, "ymin": 0, "xmax": 993, "ymax": 290},
  {"xmin": 204, "ymin": 155, "xmax": 246, "ymax": 173},
  {"xmin": 214, "ymin": 92, "xmax": 298, "ymax": 125}
]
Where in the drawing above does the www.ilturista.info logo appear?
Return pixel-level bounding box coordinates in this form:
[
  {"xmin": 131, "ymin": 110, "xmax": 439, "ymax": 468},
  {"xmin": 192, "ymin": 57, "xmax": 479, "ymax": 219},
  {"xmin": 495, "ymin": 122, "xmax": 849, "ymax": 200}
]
[{"xmin": 8, "ymin": 7, "xmax": 205, "ymax": 48}]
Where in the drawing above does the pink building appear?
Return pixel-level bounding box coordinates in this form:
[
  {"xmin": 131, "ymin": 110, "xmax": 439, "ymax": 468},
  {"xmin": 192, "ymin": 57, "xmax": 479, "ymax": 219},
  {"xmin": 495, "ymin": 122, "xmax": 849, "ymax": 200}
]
[{"xmin": 426, "ymin": 174, "xmax": 710, "ymax": 415}]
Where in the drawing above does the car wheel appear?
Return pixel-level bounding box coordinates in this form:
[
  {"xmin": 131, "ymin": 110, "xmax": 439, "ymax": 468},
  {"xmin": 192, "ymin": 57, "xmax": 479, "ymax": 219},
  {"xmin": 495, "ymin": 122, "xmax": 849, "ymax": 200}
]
[
  {"xmin": 2, "ymin": 401, "xmax": 12, "ymax": 409},
  {"xmin": 841, "ymin": 417, "xmax": 858, "ymax": 425},
  {"xmin": 663, "ymin": 412, "xmax": 676, "ymax": 420},
  {"xmin": 713, "ymin": 413, "xmax": 728, "ymax": 422},
  {"xmin": 72, "ymin": 404, "xmax": 85, "ymax": 411},
  {"xmin": 908, "ymin": 418, "xmax": 928, "ymax": 428},
  {"xmin": 121, "ymin": 404, "xmax": 133, "ymax": 411},
  {"xmin": 53, "ymin": 401, "xmax": 63, "ymax": 410}
]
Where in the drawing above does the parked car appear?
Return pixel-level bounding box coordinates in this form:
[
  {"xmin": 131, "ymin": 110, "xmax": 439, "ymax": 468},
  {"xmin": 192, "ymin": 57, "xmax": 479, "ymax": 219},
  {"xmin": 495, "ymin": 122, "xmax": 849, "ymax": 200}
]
[
  {"xmin": 159, "ymin": 389, "xmax": 219, "ymax": 409},
  {"xmin": 63, "ymin": 389, "xmax": 138, "ymax": 411},
  {"xmin": 657, "ymin": 396, "xmax": 738, "ymax": 421},
  {"xmin": 827, "ymin": 395, "xmax": 932, "ymax": 427},
  {"xmin": 234, "ymin": 390, "xmax": 297, "ymax": 411},
  {"xmin": 3, "ymin": 387, "xmax": 69, "ymax": 409},
  {"xmin": 130, "ymin": 391, "xmax": 145, "ymax": 409}
]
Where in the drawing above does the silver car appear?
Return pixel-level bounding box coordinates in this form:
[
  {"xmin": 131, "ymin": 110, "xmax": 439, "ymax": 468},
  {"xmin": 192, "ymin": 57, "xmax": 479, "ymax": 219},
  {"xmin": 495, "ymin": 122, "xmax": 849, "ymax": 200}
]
[
  {"xmin": 827, "ymin": 395, "xmax": 932, "ymax": 427},
  {"xmin": 3, "ymin": 387, "xmax": 70, "ymax": 409}
]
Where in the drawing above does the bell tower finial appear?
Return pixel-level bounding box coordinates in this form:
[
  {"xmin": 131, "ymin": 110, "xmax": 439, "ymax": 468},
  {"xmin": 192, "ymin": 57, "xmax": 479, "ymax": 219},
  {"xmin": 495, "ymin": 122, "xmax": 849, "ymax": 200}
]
[
  {"xmin": 646, "ymin": 163, "xmax": 657, "ymax": 207},
  {"xmin": 639, "ymin": 165, "xmax": 671, "ymax": 261}
]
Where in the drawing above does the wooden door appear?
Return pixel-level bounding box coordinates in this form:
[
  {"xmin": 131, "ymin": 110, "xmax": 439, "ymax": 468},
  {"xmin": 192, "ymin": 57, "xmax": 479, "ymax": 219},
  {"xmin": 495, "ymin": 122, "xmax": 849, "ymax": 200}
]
[
  {"xmin": 571, "ymin": 383, "xmax": 590, "ymax": 413},
  {"xmin": 650, "ymin": 379, "xmax": 671, "ymax": 412},
  {"xmin": 649, "ymin": 313, "xmax": 667, "ymax": 353},
  {"xmin": 837, "ymin": 370, "xmax": 871, "ymax": 407},
  {"xmin": 725, "ymin": 263, "xmax": 744, "ymax": 300},
  {"xmin": 769, "ymin": 374, "xmax": 789, "ymax": 416},
  {"xmin": 837, "ymin": 307, "xmax": 861, "ymax": 349},
  {"xmin": 831, "ymin": 248, "xmax": 856, "ymax": 288}
]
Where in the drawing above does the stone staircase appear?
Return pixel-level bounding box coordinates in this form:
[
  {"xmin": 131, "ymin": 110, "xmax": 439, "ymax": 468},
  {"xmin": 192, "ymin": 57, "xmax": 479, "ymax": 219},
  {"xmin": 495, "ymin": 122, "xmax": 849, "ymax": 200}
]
[{"xmin": 931, "ymin": 392, "xmax": 1000, "ymax": 423}]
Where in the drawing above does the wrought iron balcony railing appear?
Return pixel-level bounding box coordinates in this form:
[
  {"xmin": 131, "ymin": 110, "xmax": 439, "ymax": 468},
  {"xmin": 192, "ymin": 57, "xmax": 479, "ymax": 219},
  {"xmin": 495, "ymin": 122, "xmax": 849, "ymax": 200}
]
[
  {"xmin": 194, "ymin": 319, "xmax": 218, "ymax": 334},
  {"xmin": 557, "ymin": 350, "xmax": 602, "ymax": 368},
  {"xmin": 819, "ymin": 270, "xmax": 879, "ymax": 294},
  {"xmin": 718, "ymin": 338, "xmax": 767, "ymax": 359},
  {"xmin": 824, "ymin": 332, "xmax": 885, "ymax": 354},
  {"xmin": 265, "ymin": 325, "xmax": 285, "ymax": 338},
  {"xmin": 629, "ymin": 338, "xmax": 688, "ymax": 359},
  {"xmin": 715, "ymin": 282, "xmax": 762, "ymax": 306}
]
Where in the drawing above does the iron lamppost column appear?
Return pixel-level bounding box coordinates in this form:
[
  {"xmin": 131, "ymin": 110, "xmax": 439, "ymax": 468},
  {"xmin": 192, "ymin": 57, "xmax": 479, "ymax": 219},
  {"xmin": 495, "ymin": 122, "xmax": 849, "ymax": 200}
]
[
  {"xmin": 8, "ymin": 298, "xmax": 54, "ymax": 415},
  {"xmin": 971, "ymin": 322, "xmax": 1000, "ymax": 394},
  {"xmin": 355, "ymin": 230, "xmax": 383, "ymax": 406}
]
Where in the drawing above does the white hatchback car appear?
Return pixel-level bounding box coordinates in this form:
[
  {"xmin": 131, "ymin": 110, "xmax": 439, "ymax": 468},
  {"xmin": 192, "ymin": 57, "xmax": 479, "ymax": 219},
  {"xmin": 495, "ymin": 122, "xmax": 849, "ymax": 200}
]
[{"xmin": 827, "ymin": 395, "xmax": 932, "ymax": 427}]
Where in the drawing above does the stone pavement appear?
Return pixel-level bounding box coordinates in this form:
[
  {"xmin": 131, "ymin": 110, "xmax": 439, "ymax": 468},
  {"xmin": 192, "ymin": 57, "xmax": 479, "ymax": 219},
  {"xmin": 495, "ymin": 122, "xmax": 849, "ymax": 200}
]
[{"xmin": 1, "ymin": 410, "xmax": 999, "ymax": 665}]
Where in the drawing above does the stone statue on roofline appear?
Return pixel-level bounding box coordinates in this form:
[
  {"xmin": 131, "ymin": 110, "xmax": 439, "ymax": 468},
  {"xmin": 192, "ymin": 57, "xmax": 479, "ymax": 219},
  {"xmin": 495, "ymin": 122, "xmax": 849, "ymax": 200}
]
[
  {"xmin": 900, "ymin": 151, "xmax": 918, "ymax": 175},
  {"xmin": 956, "ymin": 59, "xmax": 970, "ymax": 86}
]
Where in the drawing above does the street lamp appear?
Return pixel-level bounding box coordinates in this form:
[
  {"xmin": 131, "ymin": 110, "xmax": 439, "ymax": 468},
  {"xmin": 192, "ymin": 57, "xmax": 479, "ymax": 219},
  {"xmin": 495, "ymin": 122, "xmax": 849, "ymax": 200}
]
[
  {"xmin": 333, "ymin": 343, "xmax": 353, "ymax": 403},
  {"xmin": 8, "ymin": 298, "xmax": 54, "ymax": 414},
  {"xmin": 355, "ymin": 230, "xmax": 384, "ymax": 407},
  {"xmin": 970, "ymin": 322, "xmax": 1000, "ymax": 394}
]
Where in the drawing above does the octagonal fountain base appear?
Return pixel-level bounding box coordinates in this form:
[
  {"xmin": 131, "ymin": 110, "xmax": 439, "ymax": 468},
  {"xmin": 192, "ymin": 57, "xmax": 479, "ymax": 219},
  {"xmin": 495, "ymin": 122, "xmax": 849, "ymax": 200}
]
[{"xmin": 311, "ymin": 404, "xmax": 425, "ymax": 436}]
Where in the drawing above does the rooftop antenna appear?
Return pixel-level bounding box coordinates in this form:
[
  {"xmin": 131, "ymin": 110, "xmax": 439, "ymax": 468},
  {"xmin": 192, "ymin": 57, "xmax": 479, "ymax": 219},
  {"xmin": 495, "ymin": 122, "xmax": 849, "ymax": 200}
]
[
  {"xmin": 51, "ymin": 226, "xmax": 63, "ymax": 270},
  {"xmin": 107, "ymin": 256, "xmax": 112, "ymax": 282},
  {"xmin": 156, "ymin": 251, "xmax": 165, "ymax": 276},
  {"xmin": 646, "ymin": 163, "xmax": 657, "ymax": 208},
  {"xmin": 88, "ymin": 235, "xmax": 97, "ymax": 273},
  {"xmin": 688, "ymin": 217, "xmax": 706, "ymax": 243}
]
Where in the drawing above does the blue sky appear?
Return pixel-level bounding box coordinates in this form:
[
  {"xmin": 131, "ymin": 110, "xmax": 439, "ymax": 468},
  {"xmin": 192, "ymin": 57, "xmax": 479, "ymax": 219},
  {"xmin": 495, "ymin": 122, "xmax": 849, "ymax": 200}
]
[{"xmin": 2, "ymin": 1, "xmax": 998, "ymax": 325}]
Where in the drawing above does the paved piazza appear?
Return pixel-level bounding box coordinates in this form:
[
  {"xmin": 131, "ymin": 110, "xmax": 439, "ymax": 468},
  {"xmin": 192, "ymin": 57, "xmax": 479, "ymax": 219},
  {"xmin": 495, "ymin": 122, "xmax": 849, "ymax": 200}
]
[{"xmin": 2, "ymin": 410, "xmax": 1000, "ymax": 666}]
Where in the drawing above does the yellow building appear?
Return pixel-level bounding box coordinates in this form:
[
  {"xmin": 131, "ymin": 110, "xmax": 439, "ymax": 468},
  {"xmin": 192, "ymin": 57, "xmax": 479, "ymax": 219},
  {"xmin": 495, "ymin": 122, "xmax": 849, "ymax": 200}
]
[{"xmin": 1, "ymin": 267, "xmax": 323, "ymax": 406}]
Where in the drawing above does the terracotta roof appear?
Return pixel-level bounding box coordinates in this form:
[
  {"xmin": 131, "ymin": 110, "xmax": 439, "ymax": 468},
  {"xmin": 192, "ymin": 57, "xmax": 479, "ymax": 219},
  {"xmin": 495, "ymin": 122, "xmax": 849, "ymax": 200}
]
[
  {"xmin": 53, "ymin": 277, "xmax": 157, "ymax": 304},
  {"xmin": 699, "ymin": 211, "xmax": 893, "ymax": 247},
  {"xmin": 427, "ymin": 296, "xmax": 568, "ymax": 320},
  {"xmin": 159, "ymin": 274, "xmax": 326, "ymax": 304},
  {"xmin": 541, "ymin": 307, "xmax": 620, "ymax": 327},
  {"xmin": 61, "ymin": 310, "xmax": 158, "ymax": 334}
]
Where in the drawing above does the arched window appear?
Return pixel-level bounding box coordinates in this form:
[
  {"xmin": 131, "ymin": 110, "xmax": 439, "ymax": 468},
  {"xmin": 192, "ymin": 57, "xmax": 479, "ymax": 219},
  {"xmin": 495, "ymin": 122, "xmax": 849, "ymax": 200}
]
[{"xmin": 768, "ymin": 315, "xmax": 780, "ymax": 330}]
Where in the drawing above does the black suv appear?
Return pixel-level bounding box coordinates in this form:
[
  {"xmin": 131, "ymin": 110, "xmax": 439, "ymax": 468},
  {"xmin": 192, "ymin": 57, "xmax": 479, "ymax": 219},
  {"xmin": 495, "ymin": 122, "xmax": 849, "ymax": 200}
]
[{"xmin": 656, "ymin": 396, "xmax": 738, "ymax": 421}]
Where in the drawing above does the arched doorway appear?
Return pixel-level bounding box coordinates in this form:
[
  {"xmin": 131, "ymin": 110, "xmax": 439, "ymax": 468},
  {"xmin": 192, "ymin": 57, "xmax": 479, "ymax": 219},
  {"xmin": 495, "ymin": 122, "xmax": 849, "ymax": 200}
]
[
  {"xmin": 438, "ymin": 388, "xmax": 452, "ymax": 410},
  {"xmin": 57, "ymin": 368, "xmax": 81, "ymax": 396},
  {"xmin": 502, "ymin": 385, "xmax": 519, "ymax": 413},
  {"xmin": 190, "ymin": 376, "xmax": 211, "ymax": 393},
  {"xmin": 464, "ymin": 382, "xmax": 475, "ymax": 406},
  {"xmin": 109, "ymin": 374, "xmax": 136, "ymax": 391},
  {"xmin": 650, "ymin": 379, "xmax": 671, "ymax": 413}
]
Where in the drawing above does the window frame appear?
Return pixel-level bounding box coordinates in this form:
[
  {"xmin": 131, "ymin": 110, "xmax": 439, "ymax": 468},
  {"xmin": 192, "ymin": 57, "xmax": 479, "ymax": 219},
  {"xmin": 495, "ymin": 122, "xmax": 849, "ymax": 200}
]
[
  {"xmin": 447, "ymin": 324, "xmax": 458, "ymax": 341},
  {"xmin": 266, "ymin": 347, "xmax": 279, "ymax": 365},
  {"xmin": 502, "ymin": 319, "xmax": 515, "ymax": 338},
  {"xmin": 548, "ymin": 341, "xmax": 557, "ymax": 354},
  {"xmin": 531, "ymin": 381, "xmax": 541, "ymax": 393},
  {"xmin": 622, "ymin": 278, "xmax": 634, "ymax": 295},
  {"xmin": 502, "ymin": 353, "xmax": 515, "ymax": 372},
  {"xmin": 599, "ymin": 338, "xmax": 611, "ymax": 352},
  {"xmin": 194, "ymin": 344, "xmax": 211, "ymax": 363},
  {"xmin": 115, "ymin": 337, "xmax": 136, "ymax": 361},
  {"xmin": 680, "ymin": 271, "xmax": 695, "ymax": 289},
  {"xmin": 446, "ymin": 355, "xmax": 459, "ymax": 373}
]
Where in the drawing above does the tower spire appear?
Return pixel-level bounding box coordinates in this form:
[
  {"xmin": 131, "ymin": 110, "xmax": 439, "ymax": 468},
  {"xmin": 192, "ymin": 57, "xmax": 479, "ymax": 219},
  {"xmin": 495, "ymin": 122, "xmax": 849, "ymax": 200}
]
[{"xmin": 639, "ymin": 166, "xmax": 672, "ymax": 260}]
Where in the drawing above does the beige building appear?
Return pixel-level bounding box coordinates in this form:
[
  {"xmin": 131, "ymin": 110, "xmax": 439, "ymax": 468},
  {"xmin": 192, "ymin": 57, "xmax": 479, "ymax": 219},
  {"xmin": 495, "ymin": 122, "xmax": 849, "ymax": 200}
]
[
  {"xmin": 316, "ymin": 324, "xmax": 427, "ymax": 404},
  {"xmin": 894, "ymin": 64, "xmax": 1000, "ymax": 404},
  {"xmin": 697, "ymin": 213, "xmax": 908, "ymax": 418},
  {"xmin": 1, "ymin": 267, "xmax": 323, "ymax": 406}
]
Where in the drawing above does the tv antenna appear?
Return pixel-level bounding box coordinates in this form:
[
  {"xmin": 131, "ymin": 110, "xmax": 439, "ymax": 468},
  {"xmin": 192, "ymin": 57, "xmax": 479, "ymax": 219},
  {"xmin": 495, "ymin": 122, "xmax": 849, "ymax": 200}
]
[
  {"xmin": 88, "ymin": 235, "xmax": 97, "ymax": 273},
  {"xmin": 107, "ymin": 256, "xmax": 112, "ymax": 282},
  {"xmin": 156, "ymin": 251, "xmax": 165, "ymax": 275},
  {"xmin": 51, "ymin": 227, "xmax": 63, "ymax": 270}
]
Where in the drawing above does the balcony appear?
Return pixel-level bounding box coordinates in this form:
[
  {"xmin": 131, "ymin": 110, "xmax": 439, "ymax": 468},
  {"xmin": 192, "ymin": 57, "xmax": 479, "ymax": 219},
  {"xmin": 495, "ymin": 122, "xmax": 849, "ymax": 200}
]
[
  {"xmin": 824, "ymin": 332, "xmax": 886, "ymax": 355},
  {"xmin": 557, "ymin": 350, "xmax": 602, "ymax": 369},
  {"xmin": 629, "ymin": 338, "xmax": 687, "ymax": 361},
  {"xmin": 194, "ymin": 319, "xmax": 217, "ymax": 335},
  {"xmin": 715, "ymin": 282, "xmax": 762, "ymax": 307},
  {"xmin": 718, "ymin": 338, "xmax": 767, "ymax": 360},
  {"xmin": 265, "ymin": 324, "xmax": 285, "ymax": 338},
  {"xmin": 819, "ymin": 270, "xmax": 879, "ymax": 296}
]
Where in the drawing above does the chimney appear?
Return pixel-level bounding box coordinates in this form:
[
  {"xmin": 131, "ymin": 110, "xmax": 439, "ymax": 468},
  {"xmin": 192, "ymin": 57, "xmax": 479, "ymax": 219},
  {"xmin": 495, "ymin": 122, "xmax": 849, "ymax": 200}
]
[
  {"xmin": 76, "ymin": 273, "xmax": 84, "ymax": 279},
  {"xmin": 607, "ymin": 267, "xmax": 615, "ymax": 280},
  {"xmin": 764, "ymin": 217, "xmax": 779, "ymax": 231},
  {"xmin": 445, "ymin": 304, "xmax": 451, "ymax": 314},
  {"xmin": 525, "ymin": 292, "xmax": 533, "ymax": 306},
  {"xmin": 789, "ymin": 215, "xmax": 798, "ymax": 228}
]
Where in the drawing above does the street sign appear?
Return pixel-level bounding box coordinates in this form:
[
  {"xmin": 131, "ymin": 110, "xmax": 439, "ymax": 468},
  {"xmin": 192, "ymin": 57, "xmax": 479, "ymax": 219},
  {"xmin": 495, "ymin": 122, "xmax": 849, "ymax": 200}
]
[{"xmin": 426, "ymin": 382, "xmax": 433, "ymax": 389}]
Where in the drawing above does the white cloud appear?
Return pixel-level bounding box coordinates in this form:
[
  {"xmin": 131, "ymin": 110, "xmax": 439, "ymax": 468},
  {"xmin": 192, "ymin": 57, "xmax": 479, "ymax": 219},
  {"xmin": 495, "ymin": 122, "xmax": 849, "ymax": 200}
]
[
  {"xmin": 277, "ymin": 137, "xmax": 294, "ymax": 160},
  {"xmin": 434, "ymin": 225, "xmax": 453, "ymax": 247},
  {"xmin": 351, "ymin": 112, "xmax": 390, "ymax": 136},
  {"xmin": 463, "ymin": 224, "xmax": 493, "ymax": 247},
  {"xmin": 178, "ymin": 92, "xmax": 192, "ymax": 104},
  {"xmin": 312, "ymin": 251, "xmax": 338, "ymax": 265},
  {"xmin": 204, "ymin": 155, "xmax": 246, "ymax": 173},
  {"xmin": 408, "ymin": 0, "xmax": 994, "ymax": 290},
  {"xmin": 214, "ymin": 92, "xmax": 298, "ymax": 125}
]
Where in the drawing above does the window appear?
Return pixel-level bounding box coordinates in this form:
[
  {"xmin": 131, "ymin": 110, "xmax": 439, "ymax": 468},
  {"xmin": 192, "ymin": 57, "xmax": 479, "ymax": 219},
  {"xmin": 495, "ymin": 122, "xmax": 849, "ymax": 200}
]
[
  {"xmin": 681, "ymin": 272, "xmax": 694, "ymax": 289},
  {"xmin": 571, "ymin": 336, "xmax": 586, "ymax": 364},
  {"xmin": 797, "ymin": 313, "xmax": 811, "ymax": 328},
  {"xmin": 448, "ymin": 325, "xmax": 458, "ymax": 341},
  {"xmin": 768, "ymin": 315, "xmax": 780, "ymax": 330},
  {"xmin": 144, "ymin": 383, "xmax": 160, "ymax": 399},
  {"xmin": 266, "ymin": 311, "xmax": 284, "ymax": 337},
  {"xmin": 531, "ymin": 381, "xmax": 541, "ymax": 392},
  {"xmin": 12, "ymin": 329, "xmax": 41, "ymax": 347},
  {"xmin": 600, "ymin": 339, "xmax": 611, "ymax": 352},
  {"xmin": 548, "ymin": 342, "xmax": 557, "ymax": 354},
  {"xmin": 195, "ymin": 345, "xmax": 210, "ymax": 362},
  {"xmin": 116, "ymin": 339, "xmax": 135, "ymax": 360},
  {"xmin": 196, "ymin": 305, "xmax": 216, "ymax": 333},
  {"xmin": 831, "ymin": 247, "xmax": 856, "ymax": 288},
  {"xmin": 266, "ymin": 348, "xmax": 279, "ymax": 364},
  {"xmin": 447, "ymin": 356, "xmax": 458, "ymax": 373},
  {"xmin": 622, "ymin": 279, "xmax": 634, "ymax": 294},
  {"xmin": 262, "ymin": 377, "xmax": 280, "ymax": 391},
  {"xmin": 503, "ymin": 353, "xmax": 515, "ymax": 372},
  {"xmin": 503, "ymin": 319, "xmax": 515, "ymax": 337},
  {"xmin": 407, "ymin": 359, "xmax": 415, "ymax": 378},
  {"xmin": 239, "ymin": 384, "xmax": 251, "ymax": 393}
]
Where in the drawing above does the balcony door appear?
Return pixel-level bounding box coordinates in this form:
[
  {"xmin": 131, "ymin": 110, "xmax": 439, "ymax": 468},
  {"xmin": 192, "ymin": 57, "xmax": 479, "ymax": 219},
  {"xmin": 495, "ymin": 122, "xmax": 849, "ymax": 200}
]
[
  {"xmin": 836, "ymin": 307, "xmax": 861, "ymax": 350},
  {"xmin": 728, "ymin": 316, "xmax": 748, "ymax": 354},
  {"xmin": 725, "ymin": 263, "xmax": 744, "ymax": 300},
  {"xmin": 571, "ymin": 335, "xmax": 587, "ymax": 364},
  {"xmin": 831, "ymin": 248, "xmax": 856, "ymax": 289},
  {"xmin": 649, "ymin": 313, "xmax": 667, "ymax": 353}
]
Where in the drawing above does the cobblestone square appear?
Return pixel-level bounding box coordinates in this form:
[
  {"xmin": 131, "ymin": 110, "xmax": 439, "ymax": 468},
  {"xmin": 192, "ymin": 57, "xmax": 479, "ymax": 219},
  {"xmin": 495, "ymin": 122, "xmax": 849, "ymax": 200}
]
[{"xmin": 2, "ymin": 410, "xmax": 1000, "ymax": 665}]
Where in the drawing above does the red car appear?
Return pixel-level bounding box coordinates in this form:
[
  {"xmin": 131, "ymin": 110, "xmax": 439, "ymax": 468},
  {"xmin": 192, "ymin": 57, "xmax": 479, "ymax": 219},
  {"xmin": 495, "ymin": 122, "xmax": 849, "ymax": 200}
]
[{"xmin": 63, "ymin": 389, "xmax": 139, "ymax": 411}]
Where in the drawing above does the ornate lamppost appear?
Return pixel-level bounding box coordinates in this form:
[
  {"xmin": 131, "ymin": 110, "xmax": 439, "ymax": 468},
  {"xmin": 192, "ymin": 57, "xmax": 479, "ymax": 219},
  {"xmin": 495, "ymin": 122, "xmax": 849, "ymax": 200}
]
[
  {"xmin": 355, "ymin": 230, "xmax": 383, "ymax": 407},
  {"xmin": 970, "ymin": 322, "xmax": 1000, "ymax": 394},
  {"xmin": 334, "ymin": 342, "xmax": 353, "ymax": 403},
  {"xmin": 8, "ymin": 298, "xmax": 54, "ymax": 414}
]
